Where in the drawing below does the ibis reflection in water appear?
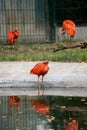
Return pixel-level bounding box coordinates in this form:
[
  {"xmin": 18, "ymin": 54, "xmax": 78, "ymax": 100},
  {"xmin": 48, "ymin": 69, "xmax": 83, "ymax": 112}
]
[
  {"xmin": 30, "ymin": 98, "xmax": 50, "ymax": 119},
  {"xmin": 64, "ymin": 119, "xmax": 78, "ymax": 130},
  {"xmin": 9, "ymin": 96, "xmax": 21, "ymax": 110},
  {"xmin": 0, "ymin": 96, "xmax": 87, "ymax": 129}
]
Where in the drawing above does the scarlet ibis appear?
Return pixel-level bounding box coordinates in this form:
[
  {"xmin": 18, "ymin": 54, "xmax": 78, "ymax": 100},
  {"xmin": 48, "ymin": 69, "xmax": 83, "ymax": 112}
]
[
  {"xmin": 30, "ymin": 60, "xmax": 49, "ymax": 95},
  {"xmin": 9, "ymin": 96, "xmax": 21, "ymax": 110},
  {"xmin": 64, "ymin": 119, "xmax": 78, "ymax": 130},
  {"xmin": 8, "ymin": 27, "xmax": 20, "ymax": 46},
  {"xmin": 30, "ymin": 99, "xmax": 50, "ymax": 118},
  {"xmin": 61, "ymin": 19, "xmax": 76, "ymax": 39}
]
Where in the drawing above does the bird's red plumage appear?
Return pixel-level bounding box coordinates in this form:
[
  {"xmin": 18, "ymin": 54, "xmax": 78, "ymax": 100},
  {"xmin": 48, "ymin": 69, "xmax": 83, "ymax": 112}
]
[
  {"xmin": 30, "ymin": 99, "xmax": 50, "ymax": 115},
  {"xmin": 64, "ymin": 119, "xmax": 78, "ymax": 130},
  {"xmin": 62, "ymin": 19, "xmax": 76, "ymax": 37},
  {"xmin": 30, "ymin": 60, "xmax": 49, "ymax": 95},
  {"xmin": 8, "ymin": 27, "xmax": 20, "ymax": 45},
  {"xmin": 9, "ymin": 96, "xmax": 21, "ymax": 110},
  {"xmin": 30, "ymin": 60, "xmax": 49, "ymax": 77}
]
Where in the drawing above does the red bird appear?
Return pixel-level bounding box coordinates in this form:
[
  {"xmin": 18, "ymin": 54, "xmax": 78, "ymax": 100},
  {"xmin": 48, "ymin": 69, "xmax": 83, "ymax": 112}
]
[
  {"xmin": 9, "ymin": 96, "xmax": 21, "ymax": 110},
  {"xmin": 30, "ymin": 99, "xmax": 50, "ymax": 118},
  {"xmin": 64, "ymin": 119, "xmax": 78, "ymax": 130},
  {"xmin": 8, "ymin": 27, "xmax": 20, "ymax": 45},
  {"xmin": 61, "ymin": 19, "xmax": 76, "ymax": 38},
  {"xmin": 30, "ymin": 60, "xmax": 49, "ymax": 95}
]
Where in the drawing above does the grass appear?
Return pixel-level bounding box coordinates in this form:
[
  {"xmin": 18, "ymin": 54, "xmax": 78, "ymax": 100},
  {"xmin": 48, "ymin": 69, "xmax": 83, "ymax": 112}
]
[{"xmin": 0, "ymin": 42, "xmax": 87, "ymax": 62}]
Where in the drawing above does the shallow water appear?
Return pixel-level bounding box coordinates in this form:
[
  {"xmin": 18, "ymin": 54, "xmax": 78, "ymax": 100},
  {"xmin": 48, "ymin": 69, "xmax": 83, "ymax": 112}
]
[{"xmin": 0, "ymin": 95, "xmax": 87, "ymax": 130}]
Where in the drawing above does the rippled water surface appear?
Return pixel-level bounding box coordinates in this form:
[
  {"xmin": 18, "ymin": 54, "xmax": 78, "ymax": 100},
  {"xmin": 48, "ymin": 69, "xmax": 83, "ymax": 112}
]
[{"xmin": 0, "ymin": 95, "xmax": 87, "ymax": 130}]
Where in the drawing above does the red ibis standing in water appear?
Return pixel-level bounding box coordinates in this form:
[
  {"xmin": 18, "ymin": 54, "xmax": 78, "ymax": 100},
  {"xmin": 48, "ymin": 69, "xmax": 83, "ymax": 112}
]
[
  {"xmin": 61, "ymin": 19, "xmax": 76, "ymax": 39},
  {"xmin": 29, "ymin": 60, "xmax": 49, "ymax": 95}
]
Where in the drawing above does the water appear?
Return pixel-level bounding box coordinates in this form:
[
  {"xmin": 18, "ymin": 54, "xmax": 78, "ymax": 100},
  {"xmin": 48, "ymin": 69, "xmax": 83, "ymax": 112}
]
[{"xmin": 0, "ymin": 95, "xmax": 87, "ymax": 130}]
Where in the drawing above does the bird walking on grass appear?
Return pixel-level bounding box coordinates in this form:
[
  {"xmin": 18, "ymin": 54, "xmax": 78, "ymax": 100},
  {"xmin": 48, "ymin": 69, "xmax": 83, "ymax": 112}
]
[
  {"xmin": 61, "ymin": 19, "xmax": 76, "ymax": 39},
  {"xmin": 8, "ymin": 27, "xmax": 20, "ymax": 48},
  {"xmin": 29, "ymin": 60, "xmax": 49, "ymax": 95}
]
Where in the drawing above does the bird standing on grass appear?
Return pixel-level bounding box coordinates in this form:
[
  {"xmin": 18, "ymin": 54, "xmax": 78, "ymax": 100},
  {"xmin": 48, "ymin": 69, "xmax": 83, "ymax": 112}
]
[
  {"xmin": 61, "ymin": 19, "xmax": 76, "ymax": 39},
  {"xmin": 29, "ymin": 60, "xmax": 49, "ymax": 95},
  {"xmin": 8, "ymin": 27, "xmax": 20, "ymax": 48}
]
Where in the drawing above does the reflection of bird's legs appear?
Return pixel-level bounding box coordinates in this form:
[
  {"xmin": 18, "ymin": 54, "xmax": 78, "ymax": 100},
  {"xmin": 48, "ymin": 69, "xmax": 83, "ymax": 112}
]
[
  {"xmin": 42, "ymin": 76, "xmax": 44, "ymax": 96},
  {"xmin": 38, "ymin": 76, "xmax": 40, "ymax": 96}
]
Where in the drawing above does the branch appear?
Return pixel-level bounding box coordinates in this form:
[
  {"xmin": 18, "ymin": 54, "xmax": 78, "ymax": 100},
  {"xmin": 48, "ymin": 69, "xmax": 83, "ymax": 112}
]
[{"xmin": 53, "ymin": 41, "xmax": 87, "ymax": 52}]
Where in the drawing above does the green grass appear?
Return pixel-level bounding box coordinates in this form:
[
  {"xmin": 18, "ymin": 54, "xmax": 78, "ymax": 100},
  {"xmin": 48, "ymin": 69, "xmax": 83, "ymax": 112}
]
[{"xmin": 0, "ymin": 42, "xmax": 87, "ymax": 62}]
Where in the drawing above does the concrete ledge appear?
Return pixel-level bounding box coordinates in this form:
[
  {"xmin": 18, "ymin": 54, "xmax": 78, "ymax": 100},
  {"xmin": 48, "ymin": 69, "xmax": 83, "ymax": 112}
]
[{"xmin": 0, "ymin": 62, "xmax": 87, "ymax": 96}]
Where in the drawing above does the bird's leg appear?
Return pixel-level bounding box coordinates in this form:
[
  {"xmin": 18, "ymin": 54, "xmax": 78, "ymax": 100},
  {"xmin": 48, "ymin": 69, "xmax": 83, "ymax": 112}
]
[
  {"xmin": 10, "ymin": 44, "xmax": 14, "ymax": 49},
  {"xmin": 67, "ymin": 33, "xmax": 69, "ymax": 40},
  {"xmin": 69, "ymin": 35, "xmax": 72, "ymax": 41},
  {"xmin": 10, "ymin": 44, "xmax": 13, "ymax": 49},
  {"xmin": 38, "ymin": 77, "xmax": 40, "ymax": 96},
  {"xmin": 42, "ymin": 76, "xmax": 45, "ymax": 96}
]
